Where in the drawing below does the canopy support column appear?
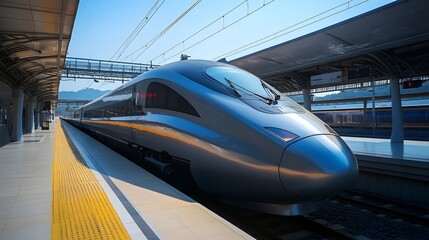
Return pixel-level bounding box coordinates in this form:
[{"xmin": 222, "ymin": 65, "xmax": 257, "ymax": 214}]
[
  {"xmin": 303, "ymin": 88, "xmax": 312, "ymax": 111},
  {"xmin": 25, "ymin": 96, "xmax": 36, "ymax": 133},
  {"xmin": 390, "ymin": 77, "xmax": 404, "ymax": 143},
  {"xmin": 11, "ymin": 88, "xmax": 24, "ymax": 142}
]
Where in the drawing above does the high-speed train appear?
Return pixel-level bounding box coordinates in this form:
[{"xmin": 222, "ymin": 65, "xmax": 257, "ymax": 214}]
[{"xmin": 65, "ymin": 60, "xmax": 359, "ymax": 215}]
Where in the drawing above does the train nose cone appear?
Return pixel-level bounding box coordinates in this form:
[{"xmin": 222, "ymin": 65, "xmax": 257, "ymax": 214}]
[{"xmin": 279, "ymin": 134, "xmax": 358, "ymax": 201}]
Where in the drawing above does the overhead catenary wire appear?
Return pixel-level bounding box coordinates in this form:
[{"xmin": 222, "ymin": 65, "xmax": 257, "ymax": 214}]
[
  {"xmin": 148, "ymin": 0, "xmax": 249, "ymax": 63},
  {"xmin": 122, "ymin": 0, "xmax": 203, "ymax": 62},
  {"xmin": 214, "ymin": 0, "xmax": 369, "ymax": 60},
  {"xmin": 149, "ymin": 0, "xmax": 275, "ymax": 64},
  {"xmin": 73, "ymin": 1, "xmax": 166, "ymax": 99},
  {"xmin": 82, "ymin": 0, "xmax": 203, "ymax": 94},
  {"xmin": 67, "ymin": 0, "xmax": 374, "ymax": 98},
  {"xmin": 110, "ymin": 0, "xmax": 166, "ymax": 61},
  {"xmin": 148, "ymin": 0, "xmax": 371, "ymax": 64}
]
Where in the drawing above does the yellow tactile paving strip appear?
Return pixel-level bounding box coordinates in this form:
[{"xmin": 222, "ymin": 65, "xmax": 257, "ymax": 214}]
[{"xmin": 51, "ymin": 121, "xmax": 130, "ymax": 240}]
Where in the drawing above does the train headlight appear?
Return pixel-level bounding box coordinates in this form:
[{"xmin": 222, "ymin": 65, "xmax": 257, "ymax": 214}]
[{"xmin": 265, "ymin": 127, "xmax": 298, "ymax": 142}]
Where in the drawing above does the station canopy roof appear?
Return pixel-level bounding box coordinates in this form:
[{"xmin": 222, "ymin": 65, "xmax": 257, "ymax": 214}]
[
  {"xmin": 0, "ymin": 0, "xmax": 79, "ymax": 102},
  {"xmin": 230, "ymin": 0, "xmax": 429, "ymax": 92}
]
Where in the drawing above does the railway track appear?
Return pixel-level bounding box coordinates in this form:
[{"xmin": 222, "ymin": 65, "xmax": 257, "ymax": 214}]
[
  {"xmin": 198, "ymin": 190, "xmax": 429, "ymax": 240},
  {"xmin": 336, "ymin": 191, "xmax": 429, "ymax": 228},
  {"xmin": 193, "ymin": 197, "xmax": 358, "ymax": 240}
]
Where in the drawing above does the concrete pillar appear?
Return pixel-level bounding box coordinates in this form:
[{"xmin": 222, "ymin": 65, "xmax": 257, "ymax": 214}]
[
  {"xmin": 25, "ymin": 96, "xmax": 36, "ymax": 133},
  {"xmin": 38, "ymin": 103, "xmax": 43, "ymax": 128},
  {"xmin": 11, "ymin": 88, "xmax": 24, "ymax": 142},
  {"xmin": 35, "ymin": 102, "xmax": 40, "ymax": 129},
  {"xmin": 302, "ymin": 88, "xmax": 312, "ymax": 111},
  {"xmin": 390, "ymin": 77, "xmax": 404, "ymax": 143}
]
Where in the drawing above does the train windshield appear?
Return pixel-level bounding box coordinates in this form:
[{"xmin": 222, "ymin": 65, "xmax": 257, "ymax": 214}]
[{"xmin": 205, "ymin": 66, "xmax": 277, "ymax": 102}]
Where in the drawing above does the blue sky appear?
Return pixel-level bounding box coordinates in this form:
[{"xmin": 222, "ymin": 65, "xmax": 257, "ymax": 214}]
[{"xmin": 61, "ymin": 0, "xmax": 395, "ymax": 92}]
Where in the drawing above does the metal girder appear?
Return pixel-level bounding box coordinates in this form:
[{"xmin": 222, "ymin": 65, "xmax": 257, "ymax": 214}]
[
  {"xmin": 62, "ymin": 57, "xmax": 157, "ymax": 82},
  {"xmin": 57, "ymin": 99, "xmax": 90, "ymax": 104},
  {"xmin": 5, "ymin": 55, "xmax": 64, "ymax": 73},
  {"xmin": 19, "ymin": 67, "xmax": 60, "ymax": 86},
  {"xmin": 0, "ymin": 44, "xmax": 41, "ymax": 55},
  {"xmin": 0, "ymin": 33, "xmax": 71, "ymax": 41}
]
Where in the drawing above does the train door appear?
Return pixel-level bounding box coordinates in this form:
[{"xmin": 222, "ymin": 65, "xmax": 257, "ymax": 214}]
[
  {"xmin": 130, "ymin": 83, "xmax": 146, "ymax": 143},
  {"xmin": 131, "ymin": 85, "xmax": 137, "ymax": 141},
  {"xmin": 79, "ymin": 108, "xmax": 83, "ymax": 128}
]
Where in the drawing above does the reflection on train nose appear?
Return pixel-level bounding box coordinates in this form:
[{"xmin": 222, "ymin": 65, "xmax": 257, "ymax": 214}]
[{"xmin": 279, "ymin": 134, "xmax": 359, "ymax": 201}]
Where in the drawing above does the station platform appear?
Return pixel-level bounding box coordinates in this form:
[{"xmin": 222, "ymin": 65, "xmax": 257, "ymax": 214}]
[
  {"xmin": 1, "ymin": 119, "xmax": 428, "ymax": 240},
  {"xmin": 0, "ymin": 121, "xmax": 54, "ymax": 239},
  {"xmin": 342, "ymin": 136, "xmax": 429, "ymax": 162},
  {"xmin": 0, "ymin": 119, "xmax": 253, "ymax": 240},
  {"xmin": 342, "ymin": 136, "xmax": 429, "ymax": 208}
]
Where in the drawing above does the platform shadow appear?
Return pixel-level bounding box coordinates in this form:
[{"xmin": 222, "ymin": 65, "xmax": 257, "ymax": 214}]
[{"xmin": 60, "ymin": 120, "xmax": 197, "ymax": 204}]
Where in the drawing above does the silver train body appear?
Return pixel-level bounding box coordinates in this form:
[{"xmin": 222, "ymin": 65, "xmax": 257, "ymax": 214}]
[{"xmin": 67, "ymin": 60, "xmax": 359, "ymax": 215}]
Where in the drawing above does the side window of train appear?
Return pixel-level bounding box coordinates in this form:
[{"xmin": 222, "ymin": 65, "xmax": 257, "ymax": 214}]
[{"xmin": 145, "ymin": 82, "xmax": 200, "ymax": 117}]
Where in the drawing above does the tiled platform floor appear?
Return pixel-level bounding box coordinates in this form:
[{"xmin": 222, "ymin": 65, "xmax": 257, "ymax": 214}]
[
  {"xmin": 0, "ymin": 124, "xmax": 55, "ymax": 240},
  {"xmin": 343, "ymin": 136, "xmax": 429, "ymax": 162}
]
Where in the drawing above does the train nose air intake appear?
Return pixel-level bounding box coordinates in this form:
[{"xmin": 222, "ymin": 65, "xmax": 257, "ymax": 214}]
[{"xmin": 279, "ymin": 134, "xmax": 359, "ymax": 201}]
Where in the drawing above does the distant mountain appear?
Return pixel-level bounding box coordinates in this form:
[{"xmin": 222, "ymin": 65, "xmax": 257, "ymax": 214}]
[{"xmin": 58, "ymin": 88, "xmax": 109, "ymax": 100}]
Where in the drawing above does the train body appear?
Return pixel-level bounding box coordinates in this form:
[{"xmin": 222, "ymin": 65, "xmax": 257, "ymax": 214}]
[
  {"xmin": 313, "ymin": 99, "xmax": 429, "ymax": 129},
  {"xmin": 66, "ymin": 60, "xmax": 359, "ymax": 215}
]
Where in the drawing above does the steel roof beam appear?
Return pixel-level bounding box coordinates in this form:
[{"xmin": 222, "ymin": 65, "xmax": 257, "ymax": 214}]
[{"xmin": 5, "ymin": 55, "xmax": 64, "ymax": 73}]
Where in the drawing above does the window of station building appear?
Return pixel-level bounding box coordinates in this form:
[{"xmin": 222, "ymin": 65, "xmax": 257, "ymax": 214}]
[{"xmin": 145, "ymin": 82, "xmax": 199, "ymax": 117}]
